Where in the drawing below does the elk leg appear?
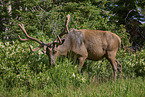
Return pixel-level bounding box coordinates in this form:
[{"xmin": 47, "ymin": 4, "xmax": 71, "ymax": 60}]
[
  {"xmin": 78, "ymin": 56, "xmax": 87, "ymax": 73},
  {"xmin": 106, "ymin": 51, "xmax": 117, "ymax": 82},
  {"xmin": 110, "ymin": 59, "xmax": 117, "ymax": 82},
  {"xmin": 116, "ymin": 60, "xmax": 122, "ymax": 78},
  {"xmin": 116, "ymin": 60, "xmax": 122, "ymax": 73}
]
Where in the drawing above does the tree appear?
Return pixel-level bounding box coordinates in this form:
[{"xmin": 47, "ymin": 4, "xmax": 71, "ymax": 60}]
[{"xmin": 106, "ymin": 0, "xmax": 145, "ymax": 50}]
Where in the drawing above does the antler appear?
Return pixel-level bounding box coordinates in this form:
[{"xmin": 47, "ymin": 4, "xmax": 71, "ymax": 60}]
[
  {"xmin": 65, "ymin": 14, "xmax": 70, "ymax": 33},
  {"xmin": 29, "ymin": 45, "xmax": 41, "ymax": 52},
  {"xmin": 18, "ymin": 23, "xmax": 47, "ymax": 52},
  {"xmin": 57, "ymin": 35, "xmax": 62, "ymax": 44},
  {"xmin": 18, "ymin": 24, "xmax": 43, "ymax": 44},
  {"xmin": 58, "ymin": 14, "xmax": 70, "ymax": 37},
  {"xmin": 53, "ymin": 14, "xmax": 70, "ymax": 45},
  {"xmin": 18, "ymin": 14, "xmax": 71, "ymax": 52}
]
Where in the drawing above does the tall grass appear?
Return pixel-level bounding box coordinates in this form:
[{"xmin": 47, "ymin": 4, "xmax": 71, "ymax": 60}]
[{"xmin": 0, "ymin": 77, "xmax": 144, "ymax": 97}]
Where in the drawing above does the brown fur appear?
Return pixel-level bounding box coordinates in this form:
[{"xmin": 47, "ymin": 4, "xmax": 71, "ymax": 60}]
[{"xmin": 47, "ymin": 29, "xmax": 121, "ymax": 82}]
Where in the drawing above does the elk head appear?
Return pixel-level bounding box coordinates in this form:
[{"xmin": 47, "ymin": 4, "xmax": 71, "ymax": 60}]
[{"xmin": 18, "ymin": 14, "xmax": 70, "ymax": 66}]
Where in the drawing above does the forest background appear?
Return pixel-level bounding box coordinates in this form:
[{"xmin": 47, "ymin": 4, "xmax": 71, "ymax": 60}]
[{"xmin": 0, "ymin": 0, "xmax": 145, "ymax": 96}]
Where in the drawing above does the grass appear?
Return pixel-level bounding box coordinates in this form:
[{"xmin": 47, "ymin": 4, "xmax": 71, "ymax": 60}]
[{"xmin": 0, "ymin": 77, "xmax": 144, "ymax": 97}]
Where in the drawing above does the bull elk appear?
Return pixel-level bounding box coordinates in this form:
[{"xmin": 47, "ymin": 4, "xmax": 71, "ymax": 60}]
[{"xmin": 18, "ymin": 14, "xmax": 122, "ymax": 82}]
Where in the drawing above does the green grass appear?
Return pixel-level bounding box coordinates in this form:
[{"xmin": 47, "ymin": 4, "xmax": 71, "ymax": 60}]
[{"xmin": 0, "ymin": 77, "xmax": 144, "ymax": 97}]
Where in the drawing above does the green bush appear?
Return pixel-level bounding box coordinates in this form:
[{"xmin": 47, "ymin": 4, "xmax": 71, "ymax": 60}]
[
  {"xmin": 0, "ymin": 39, "xmax": 144, "ymax": 89},
  {"xmin": 0, "ymin": 41, "xmax": 87, "ymax": 89}
]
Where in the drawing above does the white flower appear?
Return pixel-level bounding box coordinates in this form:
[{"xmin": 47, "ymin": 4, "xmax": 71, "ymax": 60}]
[
  {"xmin": 38, "ymin": 50, "xmax": 43, "ymax": 54},
  {"xmin": 81, "ymin": 77, "xmax": 86, "ymax": 83},
  {"xmin": 72, "ymin": 73, "xmax": 75, "ymax": 77},
  {"xmin": 47, "ymin": 77, "xmax": 49, "ymax": 80},
  {"xmin": 6, "ymin": 42, "xmax": 9, "ymax": 46},
  {"xmin": 0, "ymin": 42, "xmax": 4, "ymax": 47}
]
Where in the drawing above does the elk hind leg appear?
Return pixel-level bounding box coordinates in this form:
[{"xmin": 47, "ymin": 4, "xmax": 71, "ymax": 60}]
[
  {"xmin": 106, "ymin": 51, "xmax": 117, "ymax": 82},
  {"xmin": 116, "ymin": 59, "xmax": 122, "ymax": 78},
  {"xmin": 116, "ymin": 60, "xmax": 122, "ymax": 73}
]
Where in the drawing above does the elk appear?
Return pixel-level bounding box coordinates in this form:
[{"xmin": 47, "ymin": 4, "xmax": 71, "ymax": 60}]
[{"xmin": 18, "ymin": 14, "xmax": 122, "ymax": 82}]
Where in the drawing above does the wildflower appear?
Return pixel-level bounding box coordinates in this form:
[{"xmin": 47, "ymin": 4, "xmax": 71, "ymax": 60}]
[
  {"xmin": 47, "ymin": 77, "xmax": 49, "ymax": 80},
  {"xmin": 81, "ymin": 77, "xmax": 86, "ymax": 83},
  {"xmin": 72, "ymin": 73, "xmax": 75, "ymax": 77}
]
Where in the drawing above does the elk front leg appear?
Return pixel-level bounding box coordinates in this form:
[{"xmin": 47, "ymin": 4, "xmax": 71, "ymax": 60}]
[{"xmin": 78, "ymin": 56, "xmax": 87, "ymax": 73}]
